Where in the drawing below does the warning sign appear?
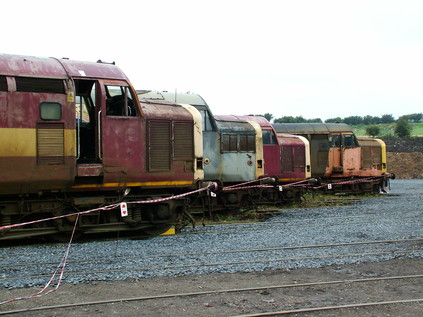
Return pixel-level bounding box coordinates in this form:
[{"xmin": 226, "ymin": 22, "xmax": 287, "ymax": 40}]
[{"xmin": 120, "ymin": 202, "xmax": 128, "ymax": 217}]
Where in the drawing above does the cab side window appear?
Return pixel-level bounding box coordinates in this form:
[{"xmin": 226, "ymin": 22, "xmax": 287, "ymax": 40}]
[
  {"xmin": 343, "ymin": 134, "xmax": 357, "ymax": 147},
  {"xmin": 199, "ymin": 109, "xmax": 215, "ymax": 131},
  {"xmin": 262, "ymin": 130, "xmax": 277, "ymax": 145},
  {"xmin": 40, "ymin": 102, "xmax": 61, "ymax": 120},
  {"xmin": 330, "ymin": 134, "xmax": 341, "ymax": 147},
  {"xmin": 105, "ymin": 85, "xmax": 137, "ymax": 116},
  {"xmin": 0, "ymin": 76, "xmax": 7, "ymax": 91}
]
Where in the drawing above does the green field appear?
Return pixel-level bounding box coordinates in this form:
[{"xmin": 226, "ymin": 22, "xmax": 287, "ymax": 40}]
[{"xmin": 352, "ymin": 122, "xmax": 423, "ymax": 137}]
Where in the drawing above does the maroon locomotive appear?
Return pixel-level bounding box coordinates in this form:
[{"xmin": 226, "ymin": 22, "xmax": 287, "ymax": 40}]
[{"xmin": 0, "ymin": 54, "xmax": 205, "ymax": 240}]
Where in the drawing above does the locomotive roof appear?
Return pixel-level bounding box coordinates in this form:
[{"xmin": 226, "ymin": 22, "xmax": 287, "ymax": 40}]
[
  {"xmin": 272, "ymin": 123, "xmax": 353, "ymax": 134},
  {"xmin": 0, "ymin": 54, "xmax": 128, "ymax": 80},
  {"xmin": 140, "ymin": 100, "xmax": 192, "ymax": 120},
  {"xmin": 214, "ymin": 115, "xmax": 257, "ymax": 133},
  {"xmin": 137, "ymin": 90, "xmax": 208, "ymax": 106},
  {"xmin": 216, "ymin": 115, "xmax": 272, "ymax": 128},
  {"xmin": 277, "ymin": 134, "xmax": 308, "ymax": 146}
]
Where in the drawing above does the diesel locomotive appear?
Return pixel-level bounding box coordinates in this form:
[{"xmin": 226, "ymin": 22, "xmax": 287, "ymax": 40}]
[
  {"xmin": 272, "ymin": 123, "xmax": 394, "ymax": 193},
  {"xmin": 0, "ymin": 54, "xmax": 209, "ymax": 241}
]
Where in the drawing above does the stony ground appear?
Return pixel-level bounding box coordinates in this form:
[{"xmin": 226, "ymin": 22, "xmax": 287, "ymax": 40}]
[
  {"xmin": 2, "ymin": 258, "xmax": 422, "ymax": 316},
  {"xmin": 1, "ymin": 180, "xmax": 422, "ymax": 316}
]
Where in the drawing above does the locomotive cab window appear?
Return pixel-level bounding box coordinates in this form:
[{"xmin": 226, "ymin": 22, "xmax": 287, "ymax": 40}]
[
  {"xmin": 343, "ymin": 134, "xmax": 357, "ymax": 147},
  {"xmin": 105, "ymin": 85, "xmax": 137, "ymax": 117},
  {"xmin": 0, "ymin": 75, "xmax": 7, "ymax": 91},
  {"xmin": 221, "ymin": 133, "xmax": 255, "ymax": 152},
  {"xmin": 262, "ymin": 130, "xmax": 277, "ymax": 145},
  {"xmin": 40, "ymin": 102, "xmax": 61, "ymax": 120},
  {"xmin": 330, "ymin": 134, "xmax": 341, "ymax": 147},
  {"xmin": 239, "ymin": 134, "xmax": 255, "ymax": 152},
  {"xmin": 221, "ymin": 134, "xmax": 238, "ymax": 152},
  {"xmin": 15, "ymin": 77, "xmax": 65, "ymax": 94},
  {"xmin": 198, "ymin": 109, "xmax": 216, "ymax": 132}
]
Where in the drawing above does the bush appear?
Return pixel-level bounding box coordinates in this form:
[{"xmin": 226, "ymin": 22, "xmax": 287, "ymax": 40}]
[
  {"xmin": 395, "ymin": 118, "xmax": 412, "ymax": 137},
  {"xmin": 366, "ymin": 125, "xmax": 380, "ymax": 137}
]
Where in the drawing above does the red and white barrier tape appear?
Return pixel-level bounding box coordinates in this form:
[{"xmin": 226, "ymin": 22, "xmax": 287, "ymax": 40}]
[
  {"xmin": 309, "ymin": 176, "xmax": 385, "ymax": 190},
  {"xmin": 0, "ymin": 182, "xmax": 217, "ymax": 305},
  {"xmin": 223, "ymin": 177, "xmax": 272, "ymax": 190},
  {"xmin": 0, "ymin": 214, "xmax": 79, "ymax": 305},
  {"xmin": 223, "ymin": 184, "xmax": 274, "ymax": 191},
  {"xmin": 0, "ymin": 182, "xmax": 217, "ymax": 231}
]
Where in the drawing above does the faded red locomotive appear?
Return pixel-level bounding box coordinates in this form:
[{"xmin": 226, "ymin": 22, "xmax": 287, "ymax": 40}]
[{"xmin": 0, "ymin": 54, "xmax": 205, "ymax": 240}]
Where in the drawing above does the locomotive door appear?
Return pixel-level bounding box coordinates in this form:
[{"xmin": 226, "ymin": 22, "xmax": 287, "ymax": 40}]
[
  {"xmin": 262, "ymin": 128, "xmax": 280, "ymax": 177},
  {"xmin": 98, "ymin": 81, "xmax": 142, "ymax": 184},
  {"xmin": 330, "ymin": 133, "xmax": 343, "ymax": 173},
  {"xmin": 75, "ymin": 79, "xmax": 142, "ymax": 183},
  {"xmin": 75, "ymin": 79, "xmax": 144, "ymax": 184},
  {"xmin": 75, "ymin": 79, "xmax": 103, "ymax": 179}
]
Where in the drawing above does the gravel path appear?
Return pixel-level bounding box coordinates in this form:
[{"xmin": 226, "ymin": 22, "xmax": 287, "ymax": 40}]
[{"xmin": 1, "ymin": 179, "xmax": 422, "ymax": 289}]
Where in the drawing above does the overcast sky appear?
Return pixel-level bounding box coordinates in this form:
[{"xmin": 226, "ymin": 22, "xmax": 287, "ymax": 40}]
[{"xmin": 2, "ymin": 0, "xmax": 422, "ymax": 120}]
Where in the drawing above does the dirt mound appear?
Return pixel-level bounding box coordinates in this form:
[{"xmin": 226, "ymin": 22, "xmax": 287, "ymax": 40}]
[
  {"xmin": 387, "ymin": 152, "xmax": 423, "ymax": 179},
  {"xmin": 379, "ymin": 137, "xmax": 422, "ymax": 179}
]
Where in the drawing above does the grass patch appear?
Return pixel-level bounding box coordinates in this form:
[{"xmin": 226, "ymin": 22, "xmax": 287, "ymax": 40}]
[{"xmin": 352, "ymin": 122, "xmax": 423, "ymax": 137}]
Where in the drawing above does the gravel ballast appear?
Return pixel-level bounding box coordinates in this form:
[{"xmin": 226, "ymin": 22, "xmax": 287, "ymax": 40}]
[{"xmin": 1, "ymin": 179, "xmax": 422, "ymax": 289}]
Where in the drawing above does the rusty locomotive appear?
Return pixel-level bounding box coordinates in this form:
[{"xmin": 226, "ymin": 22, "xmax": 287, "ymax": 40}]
[{"xmin": 0, "ymin": 54, "xmax": 392, "ymax": 241}]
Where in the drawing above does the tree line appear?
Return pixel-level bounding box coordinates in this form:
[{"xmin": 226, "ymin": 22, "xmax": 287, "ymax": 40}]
[
  {"xmin": 257, "ymin": 113, "xmax": 422, "ymax": 137},
  {"xmin": 258, "ymin": 113, "xmax": 422, "ymax": 125}
]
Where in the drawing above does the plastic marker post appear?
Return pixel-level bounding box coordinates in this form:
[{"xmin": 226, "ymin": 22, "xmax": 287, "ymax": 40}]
[{"xmin": 120, "ymin": 202, "xmax": 128, "ymax": 217}]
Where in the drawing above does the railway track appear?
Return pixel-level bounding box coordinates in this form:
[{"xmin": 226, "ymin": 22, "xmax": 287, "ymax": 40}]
[{"xmin": 1, "ymin": 273, "xmax": 423, "ymax": 315}]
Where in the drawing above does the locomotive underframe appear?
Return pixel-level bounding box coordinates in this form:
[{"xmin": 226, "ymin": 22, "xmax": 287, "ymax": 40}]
[
  {"xmin": 0, "ymin": 189, "xmax": 189, "ymax": 241},
  {"xmin": 187, "ymin": 185, "xmax": 303, "ymax": 215}
]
